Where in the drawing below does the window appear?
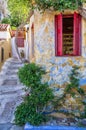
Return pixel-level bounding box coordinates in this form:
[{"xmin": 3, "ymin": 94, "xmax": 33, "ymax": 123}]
[{"xmin": 55, "ymin": 12, "xmax": 81, "ymax": 56}]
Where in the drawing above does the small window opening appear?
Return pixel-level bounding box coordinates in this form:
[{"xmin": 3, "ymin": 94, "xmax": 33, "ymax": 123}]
[{"xmin": 63, "ymin": 16, "xmax": 73, "ymax": 55}]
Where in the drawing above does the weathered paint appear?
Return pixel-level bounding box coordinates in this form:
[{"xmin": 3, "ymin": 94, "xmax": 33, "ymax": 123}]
[
  {"xmin": 29, "ymin": 10, "xmax": 86, "ymax": 113},
  {"xmin": 29, "ymin": 11, "xmax": 86, "ymax": 86}
]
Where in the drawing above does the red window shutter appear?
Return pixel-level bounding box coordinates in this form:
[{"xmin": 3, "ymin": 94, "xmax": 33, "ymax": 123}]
[
  {"xmin": 73, "ymin": 12, "xmax": 81, "ymax": 56},
  {"xmin": 55, "ymin": 14, "xmax": 63, "ymax": 56}
]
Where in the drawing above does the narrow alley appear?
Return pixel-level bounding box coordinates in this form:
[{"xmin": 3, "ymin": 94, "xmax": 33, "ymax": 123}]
[{"xmin": 0, "ymin": 58, "xmax": 25, "ymax": 130}]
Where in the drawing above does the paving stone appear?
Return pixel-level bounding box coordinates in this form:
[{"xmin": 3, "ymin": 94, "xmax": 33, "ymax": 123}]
[
  {"xmin": 10, "ymin": 125, "xmax": 24, "ymax": 130},
  {"xmin": 6, "ymin": 71, "xmax": 18, "ymax": 75},
  {"xmin": 0, "ymin": 123, "xmax": 12, "ymax": 130},
  {"xmin": 8, "ymin": 66, "xmax": 20, "ymax": 69},
  {"xmin": 0, "ymin": 101, "xmax": 16, "ymax": 123},
  {"xmin": 0, "ymin": 58, "xmax": 25, "ymax": 124},
  {"xmin": 2, "ymin": 80, "xmax": 17, "ymax": 86},
  {"xmin": 0, "ymin": 85, "xmax": 25, "ymax": 92}
]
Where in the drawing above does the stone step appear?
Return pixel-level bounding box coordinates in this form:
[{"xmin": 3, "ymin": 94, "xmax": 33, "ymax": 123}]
[
  {"xmin": 7, "ymin": 62, "xmax": 23, "ymax": 68},
  {"xmin": 7, "ymin": 69, "xmax": 20, "ymax": 72},
  {"xmin": 0, "ymin": 80, "xmax": 20, "ymax": 86},
  {"xmin": 8, "ymin": 63, "xmax": 24, "ymax": 69},
  {"xmin": 0, "ymin": 123, "xmax": 12, "ymax": 130},
  {"xmin": 1, "ymin": 79, "xmax": 18, "ymax": 86},
  {"xmin": 0, "ymin": 69, "xmax": 19, "ymax": 76},
  {"xmin": 3, "ymin": 75, "xmax": 18, "ymax": 80},
  {"xmin": 0, "ymin": 95, "xmax": 24, "ymax": 119},
  {"xmin": 1, "ymin": 62, "xmax": 23, "ymax": 69},
  {"xmin": 10, "ymin": 125, "xmax": 24, "ymax": 130},
  {"xmin": 0, "ymin": 123, "xmax": 24, "ymax": 130},
  {"xmin": 0, "ymin": 96, "xmax": 24, "ymax": 123},
  {"xmin": 0, "ymin": 58, "xmax": 26, "ymax": 124},
  {"xmin": 0, "ymin": 74, "xmax": 18, "ymax": 80},
  {"xmin": 0, "ymin": 90, "xmax": 25, "ymax": 99},
  {"xmin": 0, "ymin": 73, "xmax": 17, "ymax": 77},
  {"xmin": 0, "ymin": 77, "xmax": 19, "ymax": 86},
  {"xmin": 0, "ymin": 86, "xmax": 25, "ymax": 95},
  {"xmin": 0, "ymin": 85, "xmax": 25, "ymax": 92},
  {"xmin": 8, "ymin": 60, "xmax": 22, "ymax": 64}
]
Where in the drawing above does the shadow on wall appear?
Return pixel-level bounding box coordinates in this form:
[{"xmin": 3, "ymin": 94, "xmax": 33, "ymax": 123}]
[{"xmin": 0, "ymin": 40, "xmax": 11, "ymax": 70}]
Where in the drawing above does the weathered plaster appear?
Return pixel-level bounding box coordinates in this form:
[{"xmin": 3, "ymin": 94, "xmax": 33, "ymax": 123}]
[
  {"xmin": 32, "ymin": 10, "xmax": 86, "ymax": 88},
  {"xmin": 28, "ymin": 10, "xmax": 86, "ymax": 114}
]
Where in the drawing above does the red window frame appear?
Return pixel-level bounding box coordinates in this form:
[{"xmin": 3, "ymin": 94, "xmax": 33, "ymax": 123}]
[{"xmin": 55, "ymin": 12, "xmax": 81, "ymax": 56}]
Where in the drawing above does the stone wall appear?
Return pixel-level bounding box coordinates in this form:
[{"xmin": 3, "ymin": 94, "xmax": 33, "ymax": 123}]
[
  {"xmin": 33, "ymin": 10, "xmax": 86, "ymax": 88},
  {"xmin": 0, "ymin": 40, "xmax": 11, "ymax": 70},
  {"xmin": 28, "ymin": 10, "xmax": 86, "ymax": 116}
]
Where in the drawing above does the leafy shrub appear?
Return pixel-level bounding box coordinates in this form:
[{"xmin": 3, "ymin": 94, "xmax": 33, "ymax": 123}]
[
  {"xmin": 18, "ymin": 63, "xmax": 46, "ymax": 88},
  {"xmin": 14, "ymin": 102, "xmax": 47, "ymax": 126},
  {"xmin": 15, "ymin": 63, "xmax": 54, "ymax": 126}
]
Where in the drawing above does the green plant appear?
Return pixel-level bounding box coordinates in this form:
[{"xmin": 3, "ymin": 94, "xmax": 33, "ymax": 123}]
[
  {"xmin": 30, "ymin": 0, "xmax": 84, "ymax": 12},
  {"xmin": 14, "ymin": 102, "xmax": 47, "ymax": 126},
  {"xmin": 15, "ymin": 63, "xmax": 54, "ymax": 125},
  {"xmin": 65, "ymin": 66, "xmax": 84, "ymax": 96},
  {"xmin": 8, "ymin": 0, "xmax": 31, "ymax": 27},
  {"xmin": 18, "ymin": 63, "xmax": 46, "ymax": 88},
  {"xmin": 1, "ymin": 17, "xmax": 11, "ymax": 24},
  {"xmin": 53, "ymin": 65, "xmax": 85, "ymax": 117},
  {"xmin": 7, "ymin": 0, "xmax": 85, "ymax": 28}
]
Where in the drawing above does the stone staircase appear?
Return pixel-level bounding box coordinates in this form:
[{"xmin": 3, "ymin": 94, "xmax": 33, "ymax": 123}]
[{"xmin": 0, "ymin": 58, "xmax": 25, "ymax": 127}]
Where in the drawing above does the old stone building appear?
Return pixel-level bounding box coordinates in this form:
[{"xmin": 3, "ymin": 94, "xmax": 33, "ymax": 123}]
[
  {"xmin": 28, "ymin": 9, "xmax": 86, "ymax": 115},
  {"xmin": 29, "ymin": 10, "xmax": 86, "ymax": 86}
]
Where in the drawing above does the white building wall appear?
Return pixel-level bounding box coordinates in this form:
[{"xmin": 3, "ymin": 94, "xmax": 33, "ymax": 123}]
[{"xmin": 0, "ymin": 31, "xmax": 11, "ymax": 40}]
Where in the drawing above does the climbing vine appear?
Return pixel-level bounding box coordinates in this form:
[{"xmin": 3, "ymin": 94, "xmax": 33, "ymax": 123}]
[
  {"xmin": 54, "ymin": 66, "xmax": 86, "ymax": 118},
  {"xmin": 7, "ymin": 0, "xmax": 86, "ymax": 28},
  {"xmin": 30, "ymin": 0, "xmax": 85, "ymax": 11}
]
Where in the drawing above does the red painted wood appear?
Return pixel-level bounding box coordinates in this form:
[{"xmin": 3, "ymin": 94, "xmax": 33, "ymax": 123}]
[
  {"xmin": 73, "ymin": 12, "xmax": 81, "ymax": 56},
  {"xmin": 16, "ymin": 38, "xmax": 24, "ymax": 47},
  {"xmin": 79, "ymin": 15, "xmax": 81, "ymax": 55},
  {"xmin": 55, "ymin": 15, "xmax": 58, "ymax": 56},
  {"xmin": 63, "ymin": 14, "xmax": 73, "ymax": 18},
  {"xmin": 55, "ymin": 14, "xmax": 63, "ymax": 56}
]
